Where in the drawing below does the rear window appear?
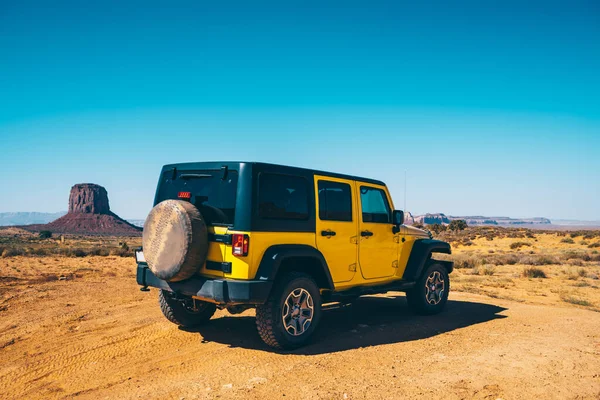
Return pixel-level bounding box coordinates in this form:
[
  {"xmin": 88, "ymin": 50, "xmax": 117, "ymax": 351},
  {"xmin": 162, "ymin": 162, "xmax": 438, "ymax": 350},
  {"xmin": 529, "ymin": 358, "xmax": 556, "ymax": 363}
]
[
  {"xmin": 258, "ymin": 173, "xmax": 309, "ymax": 220},
  {"xmin": 157, "ymin": 170, "xmax": 238, "ymax": 226}
]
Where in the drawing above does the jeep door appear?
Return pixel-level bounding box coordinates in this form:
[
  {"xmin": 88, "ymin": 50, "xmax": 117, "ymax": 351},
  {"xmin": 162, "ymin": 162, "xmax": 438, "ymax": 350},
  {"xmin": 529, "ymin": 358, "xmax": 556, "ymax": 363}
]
[
  {"xmin": 356, "ymin": 184, "xmax": 397, "ymax": 279},
  {"xmin": 314, "ymin": 176, "xmax": 358, "ymax": 284}
]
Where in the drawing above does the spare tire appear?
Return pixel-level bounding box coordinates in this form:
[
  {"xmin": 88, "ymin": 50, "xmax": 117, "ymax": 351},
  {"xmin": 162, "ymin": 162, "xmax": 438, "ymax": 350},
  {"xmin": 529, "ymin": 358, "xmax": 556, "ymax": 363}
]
[{"xmin": 142, "ymin": 200, "xmax": 208, "ymax": 282}]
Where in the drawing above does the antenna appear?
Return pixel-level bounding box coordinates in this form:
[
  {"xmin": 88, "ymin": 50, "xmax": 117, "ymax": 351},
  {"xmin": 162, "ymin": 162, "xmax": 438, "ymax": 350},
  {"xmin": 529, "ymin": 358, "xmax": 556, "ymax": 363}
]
[{"xmin": 404, "ymin": 170, "xmax": 407, "ymax": 212}]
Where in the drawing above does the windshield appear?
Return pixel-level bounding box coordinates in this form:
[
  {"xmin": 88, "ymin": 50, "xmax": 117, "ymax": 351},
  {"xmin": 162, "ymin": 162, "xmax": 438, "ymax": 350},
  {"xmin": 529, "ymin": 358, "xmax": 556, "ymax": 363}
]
[{"xmin": 156, "ymin": 169, "xmax": 238, "ymax": 226}]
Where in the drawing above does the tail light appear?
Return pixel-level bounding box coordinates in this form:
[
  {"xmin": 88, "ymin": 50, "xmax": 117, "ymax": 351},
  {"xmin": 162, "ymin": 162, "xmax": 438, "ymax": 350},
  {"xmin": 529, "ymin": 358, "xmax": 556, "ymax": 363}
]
[
  {"xmin": 178, "ymin": 191, "xmax": 192, "ymax": 200},
  {"xmin": 232, "ymin": 234, "xmax": 249, "ymax": 256}
]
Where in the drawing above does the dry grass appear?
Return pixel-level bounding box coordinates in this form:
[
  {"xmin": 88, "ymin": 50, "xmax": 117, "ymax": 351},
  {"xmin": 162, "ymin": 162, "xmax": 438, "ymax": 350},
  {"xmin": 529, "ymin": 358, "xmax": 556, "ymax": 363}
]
[
  {"xmin": 510, "ymin": 241, "xmax": 532, "ymax": 250},
  {"xmin": 2, "ymin": 226, "xmax": 600, "ymax": 313},
  {"xmin": 444, "ymin": 227, "xmax": 600, "ymax": 311},
  {"xmin": 560, "ymin": 293, "xmax": 592, "ymax": 307},
  {"xmin": 0, "ymin": 230, "xmax": 140, "ymax": 258},
  {"xmin": 522, "ymin": 267, "xmax": 547, "ymax": 278}
]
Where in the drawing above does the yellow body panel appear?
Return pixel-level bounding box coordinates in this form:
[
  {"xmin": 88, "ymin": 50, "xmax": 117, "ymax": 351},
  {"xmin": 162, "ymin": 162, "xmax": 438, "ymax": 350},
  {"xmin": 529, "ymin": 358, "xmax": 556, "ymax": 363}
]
[
  {"xmin": 355, "ymin": 182, "xmax": 398, "ymax": 280},
  {"xmin": 314, "ymin": 175, "xmax": 358, "ymax": 284},
  {"xmin": 223, "ymin": 231, "xmax": 316, "ymax": 280},
  {"xmin": 197, "ymin": 179, "xmax": 430, "ymax": 291}
]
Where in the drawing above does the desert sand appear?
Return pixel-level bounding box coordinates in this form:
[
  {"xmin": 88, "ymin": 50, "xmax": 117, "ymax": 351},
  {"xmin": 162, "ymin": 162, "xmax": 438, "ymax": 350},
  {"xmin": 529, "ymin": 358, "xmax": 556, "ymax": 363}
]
[{"xmin": 1, "ymin": 230, "xmax": 600, "ymax": 399}]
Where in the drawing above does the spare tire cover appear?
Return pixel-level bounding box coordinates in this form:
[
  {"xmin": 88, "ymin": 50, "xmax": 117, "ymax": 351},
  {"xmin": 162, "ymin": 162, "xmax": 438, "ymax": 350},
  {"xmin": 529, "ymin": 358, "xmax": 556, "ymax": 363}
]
[{"xmin": 142, "ymin": 200, "xmax": 208, "ymax": 282}]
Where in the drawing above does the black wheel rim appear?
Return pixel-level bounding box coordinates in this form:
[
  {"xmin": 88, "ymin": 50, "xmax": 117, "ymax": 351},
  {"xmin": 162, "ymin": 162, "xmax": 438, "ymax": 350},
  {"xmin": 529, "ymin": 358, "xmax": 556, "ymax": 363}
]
[{"xmin": 424, "ymin": 271, "xmax": 445, "ymax": 305}]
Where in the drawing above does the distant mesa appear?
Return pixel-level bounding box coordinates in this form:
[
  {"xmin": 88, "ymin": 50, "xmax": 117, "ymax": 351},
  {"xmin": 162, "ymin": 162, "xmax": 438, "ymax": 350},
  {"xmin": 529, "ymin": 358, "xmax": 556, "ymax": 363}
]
[
  {"xmin": 408, "ymin": 212, "xmax": 551, "ymax": 226},
  {"xmin": 26, "ymin": 183, "xmax": 141, "ymax": 236},
  {"xmin": 412, "ymin": 213, "xmax": 451, "ymax": 225},
  {"xmin": 0, "ymin": 211, "xmax": 66, "ymax": 226}
]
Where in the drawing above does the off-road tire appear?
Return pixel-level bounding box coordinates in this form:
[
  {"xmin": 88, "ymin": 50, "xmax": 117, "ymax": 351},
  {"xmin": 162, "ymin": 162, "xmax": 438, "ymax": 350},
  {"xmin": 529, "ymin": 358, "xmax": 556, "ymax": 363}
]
[
  {"xmin": 158, "ymin": 290, "xmax": 216, "ymax": 327},
  {"xmin": 406, "ymin": 262, "xmax": 449, "ymax": 315},
  {"xmin": 256, "ymin": 272, "xmax": 322, "ymax": 350}
]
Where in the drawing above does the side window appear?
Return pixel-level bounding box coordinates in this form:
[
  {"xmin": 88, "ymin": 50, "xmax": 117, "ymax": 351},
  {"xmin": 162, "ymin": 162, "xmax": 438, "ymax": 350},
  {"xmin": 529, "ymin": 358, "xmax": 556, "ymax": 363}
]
[
  {"xmin": 318, "ymin": 180, "xmax": 352, "ymax": 222},
  {"xmin": 360, "ymin": 186, "xmax": 391, "ymax": 223},
  {"xmin": 258, "ymin": 173, "xmax": 309, "ymax": 220}
]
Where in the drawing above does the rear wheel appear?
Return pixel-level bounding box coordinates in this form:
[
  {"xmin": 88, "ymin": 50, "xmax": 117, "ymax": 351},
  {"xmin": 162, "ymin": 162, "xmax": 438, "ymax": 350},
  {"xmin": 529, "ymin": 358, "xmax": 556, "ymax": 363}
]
[
  {"xmin": 406, "ymin": 263, "xmax": 449, "ymax": 315},
  {"xmin": 158, "ymin": 290, "xmax": 216, "ymax": 327},
  {"xmin": 256, "ymin": 273, "xmax": 322, "ymax": 350}
]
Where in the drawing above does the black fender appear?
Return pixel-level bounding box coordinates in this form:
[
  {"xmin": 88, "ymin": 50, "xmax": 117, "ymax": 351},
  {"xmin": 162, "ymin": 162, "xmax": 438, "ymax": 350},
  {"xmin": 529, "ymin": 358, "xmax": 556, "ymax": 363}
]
[
  {"xmin": 402, "ymin": 239, "xmax": 452, "ymax": 281},
  {"xmin": 254, "ymin": 244, "xmax": 335, "ymax": 290}
]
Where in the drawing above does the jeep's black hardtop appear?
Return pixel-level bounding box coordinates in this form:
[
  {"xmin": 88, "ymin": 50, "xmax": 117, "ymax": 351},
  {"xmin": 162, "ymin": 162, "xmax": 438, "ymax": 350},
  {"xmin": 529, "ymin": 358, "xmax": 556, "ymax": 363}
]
[
  {"xmin": 154, "ymin": 161, "xmax": 386, "ymax": 232},
  {"xmin": 159, "ymin": 161, "xmax": 385, "ymax": 186}
]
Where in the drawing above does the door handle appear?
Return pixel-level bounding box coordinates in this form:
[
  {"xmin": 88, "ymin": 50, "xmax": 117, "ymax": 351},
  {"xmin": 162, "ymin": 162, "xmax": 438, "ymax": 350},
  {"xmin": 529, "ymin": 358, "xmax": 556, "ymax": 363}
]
[
  {"xmin": 321, "ymin": 230, "xmax": 336, "ymax": 237},
  {"xmin": 360, "ymin": 230, "xmax": 373, "ymax": 237}
]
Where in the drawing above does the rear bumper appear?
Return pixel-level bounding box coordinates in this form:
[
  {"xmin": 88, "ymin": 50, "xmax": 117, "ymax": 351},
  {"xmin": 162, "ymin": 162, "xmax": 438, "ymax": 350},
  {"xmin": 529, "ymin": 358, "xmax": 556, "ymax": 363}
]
[{"xmin": 136, "ymin": 264, "xmax": 272, "ymax": 305}]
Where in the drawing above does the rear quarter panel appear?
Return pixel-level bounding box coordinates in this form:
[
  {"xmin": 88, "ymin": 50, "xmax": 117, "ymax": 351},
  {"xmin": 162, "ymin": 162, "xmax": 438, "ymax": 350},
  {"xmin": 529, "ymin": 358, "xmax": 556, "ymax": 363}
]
[{"xmin": 222, "ymin": 231, "xmax": 316, "ymax": 280}]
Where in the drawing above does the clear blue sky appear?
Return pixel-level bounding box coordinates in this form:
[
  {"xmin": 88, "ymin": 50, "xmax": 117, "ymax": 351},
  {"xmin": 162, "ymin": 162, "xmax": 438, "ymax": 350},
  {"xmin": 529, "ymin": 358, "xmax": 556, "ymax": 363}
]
[{"xmin": 1, "ymin": 1, "xmax": 599, "ymax": 220}]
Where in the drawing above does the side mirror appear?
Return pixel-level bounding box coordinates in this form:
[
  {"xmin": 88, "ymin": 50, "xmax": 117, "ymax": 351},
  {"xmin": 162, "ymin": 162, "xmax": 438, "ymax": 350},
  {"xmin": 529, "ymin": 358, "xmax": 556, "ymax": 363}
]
[
  {"xmin": 393, "ymin": 210, "xmax": 404, "ymax": 225},
  {"xmin": 392, "ymin": 210, "xmax": 404, "ymax": 234}
]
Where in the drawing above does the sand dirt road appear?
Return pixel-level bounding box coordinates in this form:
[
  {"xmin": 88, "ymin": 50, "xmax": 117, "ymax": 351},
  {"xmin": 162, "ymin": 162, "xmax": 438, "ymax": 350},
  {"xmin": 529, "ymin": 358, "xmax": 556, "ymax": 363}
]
[{"xmin": 1, "ymin": 257, "xmax": 599, "ymax": 399}]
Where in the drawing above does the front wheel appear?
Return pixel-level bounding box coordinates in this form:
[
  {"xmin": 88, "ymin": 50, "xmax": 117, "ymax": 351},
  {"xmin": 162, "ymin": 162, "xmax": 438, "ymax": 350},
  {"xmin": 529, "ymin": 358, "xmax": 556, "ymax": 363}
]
[
  {"xmin": 158, "ymin": 290, "xmax": 216, "ymax": 327},
  {"xmin": 256, "ymin": 272, "xmax": 322, "ymax": 350},
  {"xmin": 406, "ymin": 263, "xmax": 450, "ymax": 315}
]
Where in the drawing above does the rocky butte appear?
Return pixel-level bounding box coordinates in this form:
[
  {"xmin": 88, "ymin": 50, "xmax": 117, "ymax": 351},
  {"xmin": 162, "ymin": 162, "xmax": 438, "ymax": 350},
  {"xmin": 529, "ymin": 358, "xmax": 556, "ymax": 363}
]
[{"xmin": 31, "ymin": 184, "xmax": 142, "ymax": 235}]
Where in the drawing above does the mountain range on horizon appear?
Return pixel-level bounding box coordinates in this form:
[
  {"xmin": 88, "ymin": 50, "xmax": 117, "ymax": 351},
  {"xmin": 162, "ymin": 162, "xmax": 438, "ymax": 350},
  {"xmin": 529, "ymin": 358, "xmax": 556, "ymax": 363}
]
[{"xmin": 2, "ymin": 211, "xmax": 600, "ymax": 228}]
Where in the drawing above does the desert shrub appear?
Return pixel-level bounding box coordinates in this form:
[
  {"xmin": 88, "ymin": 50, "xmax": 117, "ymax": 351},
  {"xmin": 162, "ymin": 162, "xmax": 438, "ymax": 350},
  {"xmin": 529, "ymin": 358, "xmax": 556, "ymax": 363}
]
[
  {"xmin": 578, "ymin": 268, "xmax": 587, "ymax": 278},
  {"xmin": 88, "ymin": 247, "xmax": 110, "ymax": 256},
  {"xmin": 482, "ymin": 265, "xmax": 496, "ymax": 276},
  {"xmin": 560, "ymin": 294, "xmax": 591, "ymax": 307},
  {"xmin": 560, "ymin": 238, "xmax": 574, "ymax": 244},
  {"xmin": 503, "ymin": 254, "xmax": 519, "ymax": 265},
  {"xmin": 119, "ymin": 242, "xmax": 129, "ymax": 251},
  {"xmin": 572, "ymin": 281, "xmax": 590, "ymax": 288},
  {"xmin": 39, "ymin": 230, "xmax": 52, "ymax": 239},
  {"xmin": 526, "ymin": 232, "xmax": 536, "ymax": 239},
  {"xmin": 563, "ymin": 269, "xmax": 580, "ymax": 280},
  {"xmin": 562, "ymin": 251, "xmax": 591, "ymax": 262},
  {"xmin": 583, "ymin": 233, "xmax": 596, "ymax": 240},
  {"xmin": 413, "ymin": 223, "xmax": 424, "ymax": 229},
  {"xmin": 484, "ymin": 254, "xmax": 517, "ymax": 266},
  {"xmin": 521, "ymin": 254, "xmax": 559, "ymax": 265},
  {"xmin": 427, "ymin": 224, "xmax": 446, "ymax": 234},
  {"xmin": 449, "ymin": 220, "xmax": 468, "ymax": 232},
  {"xmin": 522, "ymin": 267, "xmax": 547, "ymax": 278},
  {"xmin": 588, "ymin": 242, "xmax": 600, "ymax": 248},
  {"xmin": 510, "ymin": 241, "xmax": 531, "ymax": 250},
  {"xmin": 580, "ymin": 240, "xmax": 589, "ymax": 245},
  {"xmin": 71, "ymin": 248, "xmax": 87, "ymax": 257},
  {"xmin": 55, "ymin": 247, "xmax": 72, "ymax": 257},
  {"xmin": 28, "ymin": 247, "xmax": 48, "ymax": 256},
  {"xmin": 2, "ymin": 248, "xmax": 24, "ymax": 257},
  {"xmin": 111, "ymin": 247, "xmax": 131, "ymax": 257},
  {"xmin": 453, "ymin": 255, "xmax": 478, "ymax": 269}
]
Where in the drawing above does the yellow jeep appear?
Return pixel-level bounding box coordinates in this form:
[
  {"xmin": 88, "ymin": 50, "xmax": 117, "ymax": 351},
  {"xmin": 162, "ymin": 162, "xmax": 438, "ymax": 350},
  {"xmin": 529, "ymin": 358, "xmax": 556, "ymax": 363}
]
[{"xmin": 136, "ymin": 162, "xmax": 453, "ymax": 349}]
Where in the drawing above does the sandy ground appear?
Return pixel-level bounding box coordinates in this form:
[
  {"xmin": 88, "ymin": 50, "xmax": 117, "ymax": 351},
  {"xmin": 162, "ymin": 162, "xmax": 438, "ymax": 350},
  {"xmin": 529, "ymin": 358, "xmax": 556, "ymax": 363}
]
[{"xmin": 1, "ymin": 256, "xmax": 599, "ymax": 400}]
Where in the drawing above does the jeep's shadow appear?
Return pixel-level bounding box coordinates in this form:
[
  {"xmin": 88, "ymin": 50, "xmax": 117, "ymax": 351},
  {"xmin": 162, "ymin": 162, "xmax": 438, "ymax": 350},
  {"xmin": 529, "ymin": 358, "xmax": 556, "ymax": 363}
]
[{"xmin": 182, "ymin": 295, "xmax": 507, "ymax": 354}]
